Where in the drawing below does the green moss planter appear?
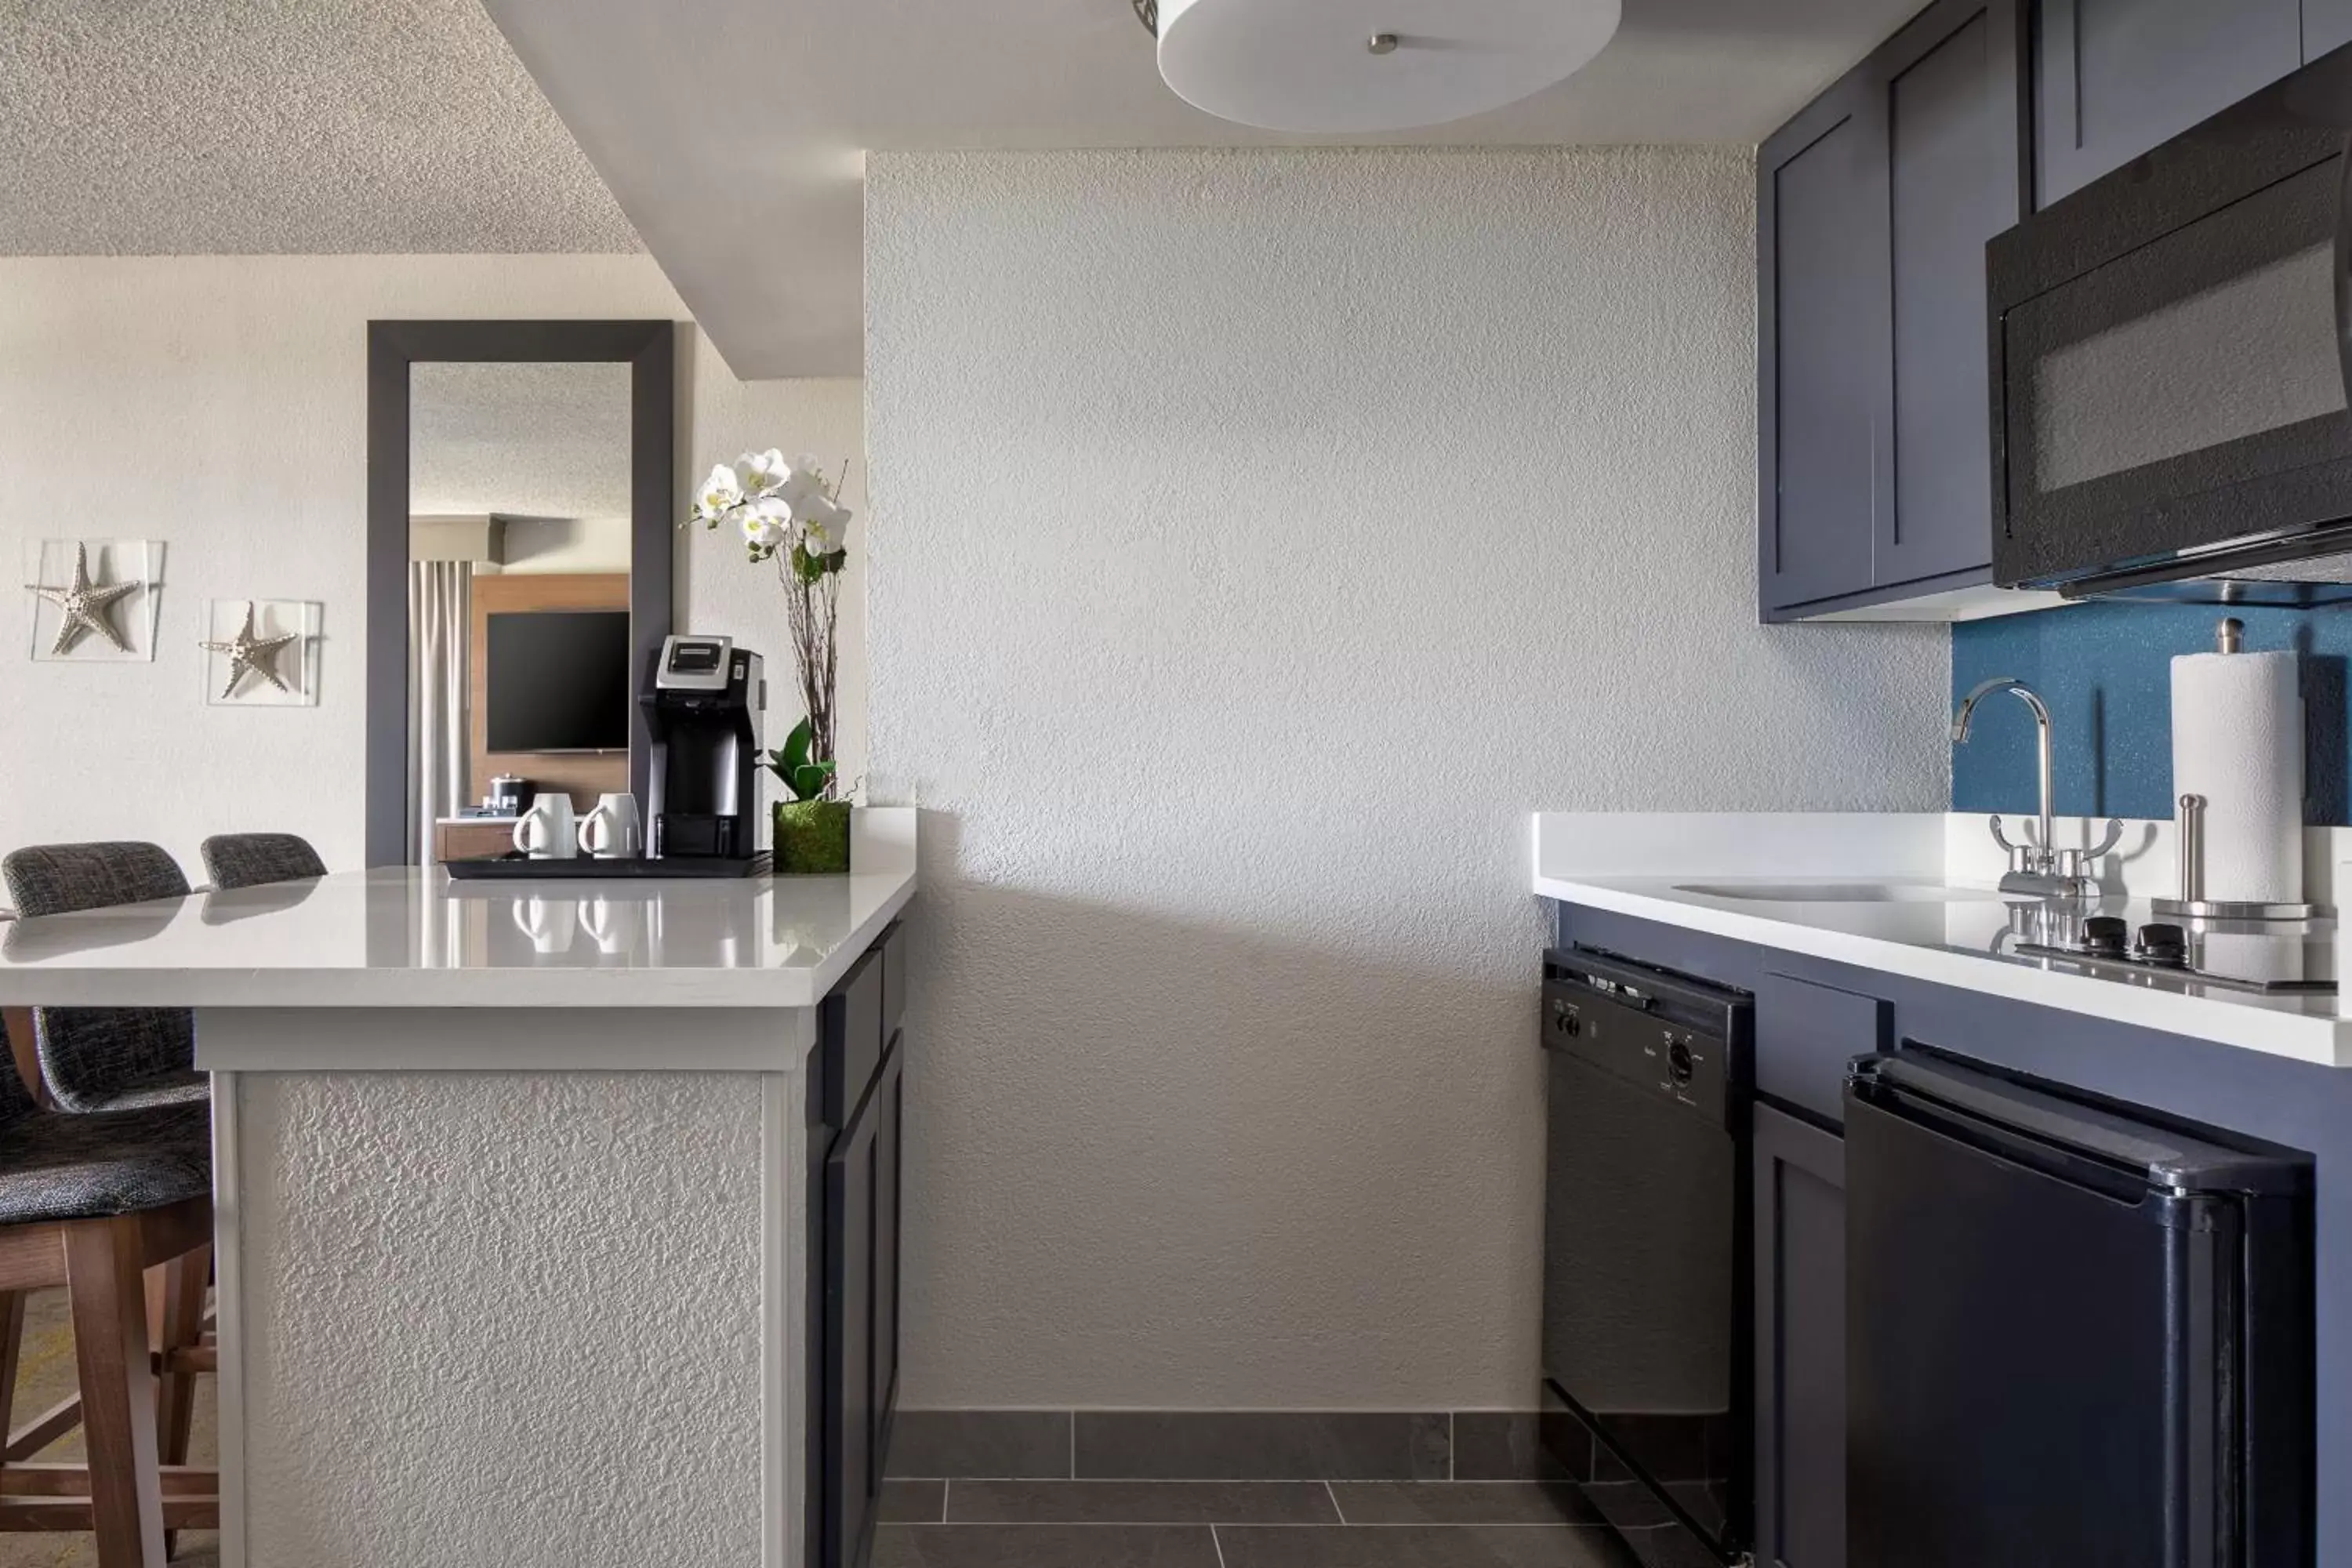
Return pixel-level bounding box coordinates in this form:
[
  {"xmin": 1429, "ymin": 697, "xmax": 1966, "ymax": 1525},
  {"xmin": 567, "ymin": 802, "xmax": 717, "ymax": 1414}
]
[{"xmin": 772, "ymin": 799, "xmax": 853, "ymax": 874}]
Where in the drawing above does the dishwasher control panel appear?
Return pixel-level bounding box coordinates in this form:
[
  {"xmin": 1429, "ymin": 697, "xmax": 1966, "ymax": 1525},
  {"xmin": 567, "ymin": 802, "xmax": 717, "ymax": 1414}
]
[{"xmin": 1541, "ymin": 949, "xmax": 1748, "ymax": 1121}]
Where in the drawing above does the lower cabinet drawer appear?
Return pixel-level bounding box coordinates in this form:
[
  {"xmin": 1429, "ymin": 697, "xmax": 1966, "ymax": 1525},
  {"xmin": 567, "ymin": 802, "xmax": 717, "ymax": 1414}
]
[{"xmin": 1755, "ymin": 971, "xmax": 1888, "ymax": 1125}]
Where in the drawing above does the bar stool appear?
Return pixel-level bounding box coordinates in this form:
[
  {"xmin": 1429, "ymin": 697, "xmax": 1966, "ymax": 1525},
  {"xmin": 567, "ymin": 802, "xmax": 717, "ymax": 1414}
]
[
  {"xmin": 0, "ymin": 1012, "xmax": 215, "ymax": 1567},
  {"xmin": 198, "ymin": 833, "xmax": 325, "ymax": 891},
  {"xmin": 0, "ymin": 844, "xmax": 212, "ymax": 1513},
  {"xmin": 0, "ymin": 845, "xmax": 206, "ymax": 1114}
]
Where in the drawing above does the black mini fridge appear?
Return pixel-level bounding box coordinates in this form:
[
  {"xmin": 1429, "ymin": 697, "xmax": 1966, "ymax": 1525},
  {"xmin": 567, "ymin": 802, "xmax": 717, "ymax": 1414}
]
[{"xmin": 1846, "ymin": 1049, "xmax": 2311, "ymax": 1568}]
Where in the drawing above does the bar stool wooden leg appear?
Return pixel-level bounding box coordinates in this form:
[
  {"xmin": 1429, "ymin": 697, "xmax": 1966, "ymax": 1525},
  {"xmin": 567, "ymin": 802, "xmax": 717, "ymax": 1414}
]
[
  {"xmin": 0, "ymin": 1290, "xmax": 25, "ymax": 1472},
  {"xmin": 154, "ymin": 1247, "xmax": 206, "ymax": 1559},
  {"xmin": 62, "ymin": 1215, "xmax": 164, "ymax": 1568}
]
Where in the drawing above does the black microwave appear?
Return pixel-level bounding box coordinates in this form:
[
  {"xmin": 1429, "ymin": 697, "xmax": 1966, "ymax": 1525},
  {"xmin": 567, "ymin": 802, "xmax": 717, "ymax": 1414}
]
[{"xmin": 1991, "ymin": 43, "xmax": 2352, "ymax": 603}]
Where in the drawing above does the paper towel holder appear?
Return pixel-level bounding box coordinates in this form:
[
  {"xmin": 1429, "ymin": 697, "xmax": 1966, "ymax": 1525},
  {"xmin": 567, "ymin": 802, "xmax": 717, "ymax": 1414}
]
[{"xmin": 2153, "ymin": 791, "xmax": 2328, "ymax": 921}]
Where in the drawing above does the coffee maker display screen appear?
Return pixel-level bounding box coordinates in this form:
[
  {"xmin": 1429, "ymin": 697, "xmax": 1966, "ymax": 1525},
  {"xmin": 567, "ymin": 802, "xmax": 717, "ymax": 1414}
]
[{"xmin": 485, "ymin": 611, "xmax": 632, "ymax": 753}]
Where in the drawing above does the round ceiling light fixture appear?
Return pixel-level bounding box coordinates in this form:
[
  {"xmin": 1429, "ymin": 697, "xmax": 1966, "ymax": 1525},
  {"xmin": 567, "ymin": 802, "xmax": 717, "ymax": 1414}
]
[{"xmin": 1149, "ymin": 0, "xmax": 1621, "ymax": 134}]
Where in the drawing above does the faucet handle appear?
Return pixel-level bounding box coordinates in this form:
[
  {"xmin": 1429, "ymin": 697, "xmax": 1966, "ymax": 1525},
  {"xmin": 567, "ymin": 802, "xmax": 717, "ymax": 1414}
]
[{"xmin": 1990, "ymin": 815, "xmax": 2045, "ymax": 871}]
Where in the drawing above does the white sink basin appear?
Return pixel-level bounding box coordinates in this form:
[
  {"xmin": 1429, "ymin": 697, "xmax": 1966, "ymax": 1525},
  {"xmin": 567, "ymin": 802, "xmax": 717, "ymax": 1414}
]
[{"xmin": 1675, "ymin": 881, "xmax": 2013, "ymax": 905}]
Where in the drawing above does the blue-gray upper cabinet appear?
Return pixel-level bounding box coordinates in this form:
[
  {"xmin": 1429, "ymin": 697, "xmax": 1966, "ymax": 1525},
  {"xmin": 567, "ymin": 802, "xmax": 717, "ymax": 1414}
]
[
  {"xmin": 1759, "ymin": 94, "xmax": 1886, "ymax": 615},
  {"xmin": 2034, "ymin": 0, "xmax": 2302, "ymax": 206},
  {"xmin": 1759, "ymin": 0, "xmax": 2026, "ymax": 621},
  {"xmin": 2314, "ymin": 0, "xmax": 2352, "ymax": 57}
]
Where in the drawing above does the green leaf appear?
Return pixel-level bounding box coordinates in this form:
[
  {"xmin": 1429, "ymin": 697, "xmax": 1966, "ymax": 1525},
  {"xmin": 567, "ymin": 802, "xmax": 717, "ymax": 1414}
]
[
  {"xmin": 790, "ymin": 760, "xmax": 837, "ymax": 800},
  {"xmin": 779, "ymin": 717, "xmax": 813, "ymax": 779}
]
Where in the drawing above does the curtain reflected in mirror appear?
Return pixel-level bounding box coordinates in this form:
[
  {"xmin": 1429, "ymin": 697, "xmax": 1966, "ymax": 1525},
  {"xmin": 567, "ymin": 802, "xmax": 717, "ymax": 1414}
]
[
  {"xmin": 407, "ymin": 562, "xmax": 470, "ymax": 862},
  {"xmin": 406, "ymin": 361, "xmax": 633, "ymax": 866}
]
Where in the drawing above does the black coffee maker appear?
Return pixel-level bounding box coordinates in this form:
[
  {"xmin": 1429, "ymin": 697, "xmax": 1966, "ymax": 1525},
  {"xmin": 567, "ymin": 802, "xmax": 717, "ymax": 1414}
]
[{"xmin": 642, "ymin": 635, "xmax": 766, "ymax": 861}]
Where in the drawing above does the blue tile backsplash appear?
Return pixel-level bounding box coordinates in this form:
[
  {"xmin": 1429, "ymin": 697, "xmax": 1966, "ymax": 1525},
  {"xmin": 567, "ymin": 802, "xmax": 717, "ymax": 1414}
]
[{"xmin": 1951, "ymin": 601, "xmax": 2352, "ymax": 826}]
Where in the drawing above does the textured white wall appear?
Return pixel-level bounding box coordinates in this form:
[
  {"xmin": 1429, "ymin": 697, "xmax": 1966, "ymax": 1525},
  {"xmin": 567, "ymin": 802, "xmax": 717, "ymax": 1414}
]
[
  {"xmin": 0, "ymin": 254, "xmax": 863, "ymax": 874},
  {"xmin": 865, "ymin": 148, "xmax": 1951, "ymax": 1409},
  {"xmin": 236, "ymin": 1070, "xmax": 764, "ymax": 1567}
]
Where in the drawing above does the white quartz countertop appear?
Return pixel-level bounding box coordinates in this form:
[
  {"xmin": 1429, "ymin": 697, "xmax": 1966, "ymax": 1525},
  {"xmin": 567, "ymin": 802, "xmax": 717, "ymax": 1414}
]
[
  {"xmin": 1533, "ymin": 812, "xmax": 2352, "ymax": 1069},
  {"xmin": 0, "ymin": 809, "xmax": 916, "ymax": 1011}
]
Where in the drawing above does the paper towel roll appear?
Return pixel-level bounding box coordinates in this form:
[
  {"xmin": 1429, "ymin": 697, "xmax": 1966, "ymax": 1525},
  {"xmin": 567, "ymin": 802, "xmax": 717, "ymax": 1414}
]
[{"xmin": 2172, "ymin": 648, "xmax": 2303, "ymax": 904}]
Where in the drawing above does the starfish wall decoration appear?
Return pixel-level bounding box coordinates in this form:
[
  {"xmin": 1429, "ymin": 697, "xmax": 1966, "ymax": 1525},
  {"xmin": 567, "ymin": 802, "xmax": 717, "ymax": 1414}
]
[
  {"xmin": 26, "ymin": 543, "xmax": 140, "ymax": 655},
  {"xmin": 201, "ymin": 602, "xmax": 302, "ymax": 700}
]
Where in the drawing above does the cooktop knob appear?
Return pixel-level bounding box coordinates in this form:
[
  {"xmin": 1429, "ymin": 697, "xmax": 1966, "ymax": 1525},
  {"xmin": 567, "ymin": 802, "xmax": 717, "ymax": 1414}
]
[
  {"xmin": 2136, "ymin": 922, "xmax": 2188, "ymax": 966},
  {"xmin": 2082, "ymin": 916, "xmax": 2129, "ymax": 956}
]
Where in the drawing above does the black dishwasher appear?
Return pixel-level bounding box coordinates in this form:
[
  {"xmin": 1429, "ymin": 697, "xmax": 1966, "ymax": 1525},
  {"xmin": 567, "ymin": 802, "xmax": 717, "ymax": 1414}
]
[
  {"xmin": 1846, "ymin": 1049, "xmax": 2311, "ymax": 1568},
  {"xmin": 1541, "ymin": 949, "xmax": 1751, "ymax": 1565}
]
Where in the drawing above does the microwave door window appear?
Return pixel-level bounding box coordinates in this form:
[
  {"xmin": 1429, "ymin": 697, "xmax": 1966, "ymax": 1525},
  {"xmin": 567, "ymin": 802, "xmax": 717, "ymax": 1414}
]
[
  {"xmin": 2002, "ymin": 154, "xmax": 2352, "ymax": 564},
  {"xmin": 2032, "ymin": 238, "xmax": 2344, "ymax": 492}
]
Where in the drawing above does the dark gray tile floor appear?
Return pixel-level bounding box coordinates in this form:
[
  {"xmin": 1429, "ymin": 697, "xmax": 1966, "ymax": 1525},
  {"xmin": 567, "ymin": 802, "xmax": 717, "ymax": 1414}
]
[
  {"xmin": 951, "ymin": 1480, "xmax": 1341, "ymax": 1524},
  {"xmin": 872, "ymin": 1479, "xmax": 1643, "ymax": 1568},
  {"xmin": 1329, "ymin": 1481, "xmax": 1605, "ymax": 1526},
  {"xmin": 1074, "ymin": 1411, "xmax": 1453, "ymax": 1481}
]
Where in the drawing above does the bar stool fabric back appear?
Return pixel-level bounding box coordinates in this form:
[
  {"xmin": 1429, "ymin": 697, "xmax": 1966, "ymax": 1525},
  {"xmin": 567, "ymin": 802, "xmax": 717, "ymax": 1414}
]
[
  {"xmin": 199, "ymin": 832, "xmax": 326, "ymax": 891},
  {"xmin": 0, "ymin": 844, "xmax": 202, "ymax": 1113}
]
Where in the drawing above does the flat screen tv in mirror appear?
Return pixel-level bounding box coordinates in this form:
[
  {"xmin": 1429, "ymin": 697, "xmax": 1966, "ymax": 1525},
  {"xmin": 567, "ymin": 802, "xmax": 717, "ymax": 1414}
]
[{"xmin": 485, "ymin": 610, "xmax": 632, "ymax": 753}]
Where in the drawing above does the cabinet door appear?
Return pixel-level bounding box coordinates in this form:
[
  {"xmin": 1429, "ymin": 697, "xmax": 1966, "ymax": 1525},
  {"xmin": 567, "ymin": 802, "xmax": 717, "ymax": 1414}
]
[
  {"xmin": 871, "ymin": 1032, "xmax": 905, "ymax": 1465},
  {"xmin": 2035, "ymin": 0, "xmax": 2301, "ymax": 205},
  {"xmin": 2312, "ymin": 0, "xmax": 2352, "ymax": 59},
  {"xmin": 823, "ymin": 1039, "xmax": 905, "ymax": 1568},
  {"xmin": 1759, "ymin": 86, "xmax": 1891, "ymax": 615},
  {"xmin": 1882, "ymin": 2, "xmax": 2022, "ymax": 589},
  {"xmin": 1752, "ymin": 1105, "xmax": 1846, "ymax": 1568}
]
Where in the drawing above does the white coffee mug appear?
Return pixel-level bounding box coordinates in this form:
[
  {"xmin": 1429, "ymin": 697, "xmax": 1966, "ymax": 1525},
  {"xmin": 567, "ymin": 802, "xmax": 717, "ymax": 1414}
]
[
  {"xmin": 512, "ymin": 795, "xmax": 579, "ymax": 859},
  {"xmin": 577, "ymin": 793, "xmax": 642, "ymax": 859}
]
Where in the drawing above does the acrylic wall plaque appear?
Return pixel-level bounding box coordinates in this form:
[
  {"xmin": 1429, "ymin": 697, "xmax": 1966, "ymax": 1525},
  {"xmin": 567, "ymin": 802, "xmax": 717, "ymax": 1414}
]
[
  {"xmin": 199, "ymin": 598, "xmax": 321, "ymax": 707},
  {"xmin": 24, "ymin": 539, "xmax": 162, "ymax": 662}
]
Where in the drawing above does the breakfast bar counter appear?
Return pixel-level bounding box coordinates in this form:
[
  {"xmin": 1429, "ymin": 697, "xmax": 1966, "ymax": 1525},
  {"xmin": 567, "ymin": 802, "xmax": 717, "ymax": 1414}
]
[{"xmin": 0, "ymin": 808, "xmax": 917, "ymax": 1568}]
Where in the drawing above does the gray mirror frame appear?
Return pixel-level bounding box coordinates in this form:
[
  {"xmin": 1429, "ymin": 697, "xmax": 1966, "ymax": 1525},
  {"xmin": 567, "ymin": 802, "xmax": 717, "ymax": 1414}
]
[{"xmin": 365, "ymin": 320, "xmax": 676, "ymax": 867}]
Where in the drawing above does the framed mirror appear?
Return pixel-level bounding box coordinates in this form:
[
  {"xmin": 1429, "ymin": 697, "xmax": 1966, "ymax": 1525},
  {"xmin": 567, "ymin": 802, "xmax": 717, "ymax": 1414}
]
[{"xmin": 365, "ymin": 321, "xmax": 674, "ymax": 866}]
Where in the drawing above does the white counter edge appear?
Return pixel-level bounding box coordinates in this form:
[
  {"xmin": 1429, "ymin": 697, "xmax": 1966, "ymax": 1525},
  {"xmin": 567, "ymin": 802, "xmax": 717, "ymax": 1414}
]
[
  {"xmin": 1534, "ymin": 874, "xmax": 2352, "ymax": 1070},
  {"xmin": 13, "ymin": 869, "xmax": 911, "ymax": 1011},
  {"xmin": 194, "ymin": 1004, "xmax": 827, "ymax": 1073},
  {"xmin": 0, "ymin": 809, "xmax": 919, "ymax": 1012}
]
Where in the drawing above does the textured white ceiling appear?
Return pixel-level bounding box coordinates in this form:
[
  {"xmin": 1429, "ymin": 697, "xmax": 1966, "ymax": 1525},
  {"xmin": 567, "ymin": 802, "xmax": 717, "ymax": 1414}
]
[
  {"xmin": 409, "ymin": 361, "xmax": 632, "ymax": 518},
  {"xmin": 0, "ymin": 0, "xmax": 639, "ymax": 255},
  {"xmin": 483, "ymin": 0, "xmax": 1924, "ymax": 376}
]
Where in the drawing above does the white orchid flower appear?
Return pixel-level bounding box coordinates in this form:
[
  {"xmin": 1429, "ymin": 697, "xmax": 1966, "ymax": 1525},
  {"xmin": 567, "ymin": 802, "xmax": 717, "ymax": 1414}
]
[
  {"xmin": 740, "ymin": 495, "xmax": 793, "ymax": 548},
  {"xmin": 799, "ymin": 490, "xmax": 850, "ymax": 530},
  {"xmin": 799, "ymin": 493, "xmax": 852, "ymax": 557},
  {"xmin": 695, "ymin": 463, "xmax": 743, "ymax": 519},
  {"xmin": 734, "ymin": 448, "xmax": 791, "ymax": 496},
  {"xmin": 774, "ymin": 465, "xmax": 825, "ymax": 506}
]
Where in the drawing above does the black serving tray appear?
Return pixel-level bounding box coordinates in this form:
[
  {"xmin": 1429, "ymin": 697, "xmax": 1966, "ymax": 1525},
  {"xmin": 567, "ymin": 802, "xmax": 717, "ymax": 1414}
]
[{"xmin": 445, "ymin": 852, "xmax": 770, "ymax": 881}]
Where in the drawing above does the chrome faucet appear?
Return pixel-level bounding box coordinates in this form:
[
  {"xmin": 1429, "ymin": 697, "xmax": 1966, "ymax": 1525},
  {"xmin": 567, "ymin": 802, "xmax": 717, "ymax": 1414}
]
[{"xmin": 1951, "ymin": 677, "xmax": 2122, "ymax": 901}]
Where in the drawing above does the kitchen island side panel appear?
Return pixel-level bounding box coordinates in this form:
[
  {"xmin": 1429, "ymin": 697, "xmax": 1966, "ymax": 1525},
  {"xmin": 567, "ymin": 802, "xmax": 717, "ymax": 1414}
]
[{"xmin": 231, "ymin": 1066, "xmax": 773, "ymax": 1568}]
